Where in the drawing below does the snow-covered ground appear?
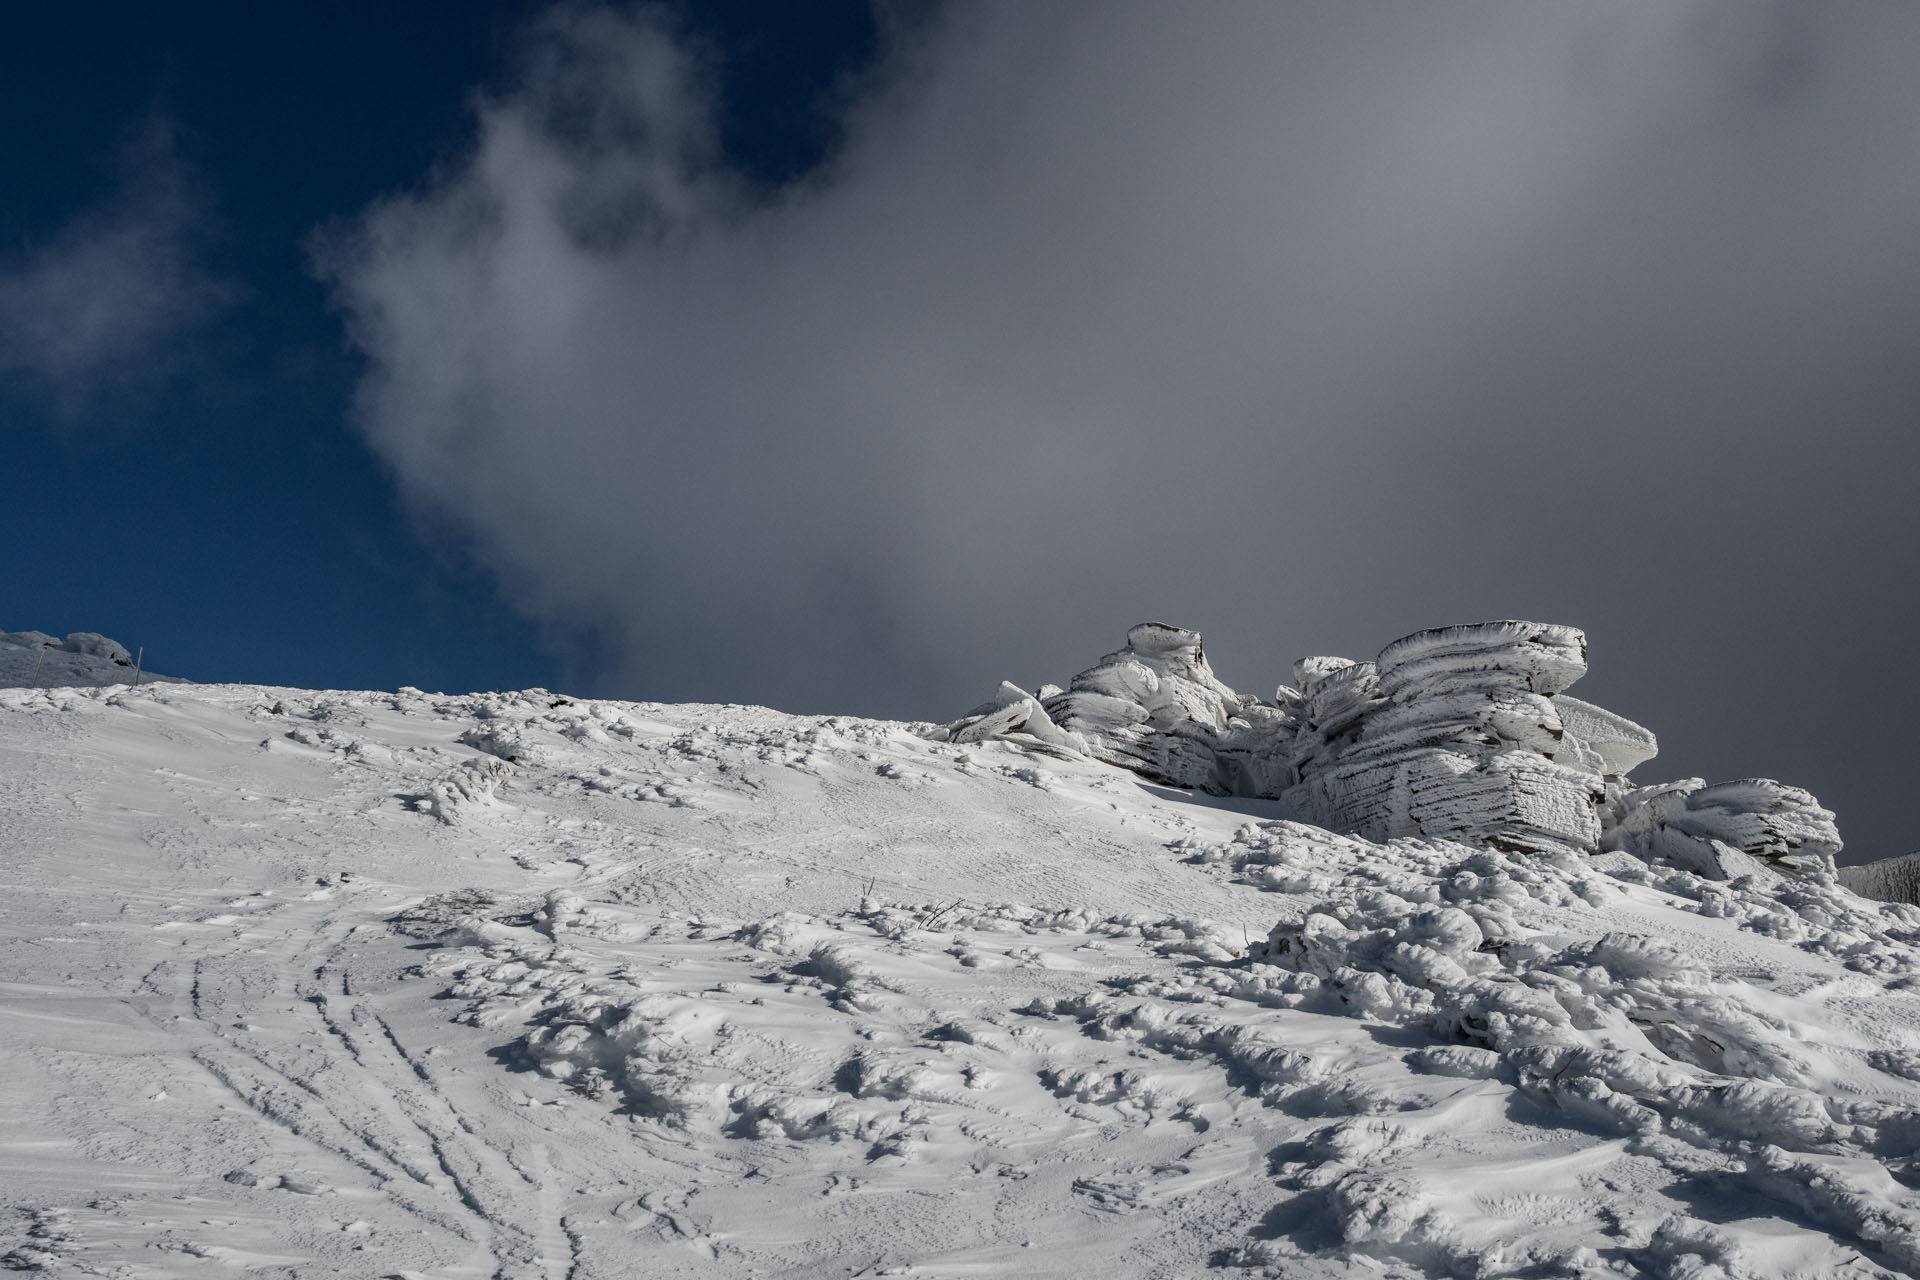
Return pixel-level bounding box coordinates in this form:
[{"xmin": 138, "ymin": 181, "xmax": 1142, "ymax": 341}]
[{"xmin": 5, "ymin": 673, "xmax": 1920, "ymax": 1277}]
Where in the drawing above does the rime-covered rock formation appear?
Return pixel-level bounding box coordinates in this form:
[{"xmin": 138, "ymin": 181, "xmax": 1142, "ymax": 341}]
[
  {"xmin": 0, "ymin": 629, "xmax": 185, "ymax": 689},
  {"xmin": 1284, "ymin": 622, "xmax": 1604, "ymax": 856},
  {"xmin": 1838, "ymin": 850, "xmax": 1920, "ymax": 905},
  {"xmin": 1039, "ymin": 623, "xmax": 1293, "ymax": 796},
  {"xmin": 942, "ymin": 680, "xmax": 1083, "ymax": 757},
  {"xmin": 1608, "ymin": 777, "xmax": 1843, "ymax": 879},
  {"xmin": 938, "ymin": 619, "xmax": 1842, "ymax": 878}
]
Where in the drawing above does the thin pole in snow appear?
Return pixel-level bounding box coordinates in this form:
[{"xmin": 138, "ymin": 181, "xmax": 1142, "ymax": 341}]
[
  {"xmin": 133, "ymin": 647, "xmax": 144, "ymax": 689},
  {"xmin": 30, "ymin": 642, "xmax": 49, "ymax": 690}
]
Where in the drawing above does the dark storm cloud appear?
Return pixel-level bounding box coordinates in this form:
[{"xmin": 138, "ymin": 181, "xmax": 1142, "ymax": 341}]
[
  {"xmin": 0, "ymin": 120, "xmax": 229, "ymax": 412},
  {"xmin": 322, "ymin": 2, "xmax": 1920, "ymax": 857}
]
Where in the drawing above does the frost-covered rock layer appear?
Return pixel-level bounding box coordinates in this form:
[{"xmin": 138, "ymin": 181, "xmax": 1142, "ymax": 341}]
[
  {"xmin": 1287, "ymin": 622, "xmax": 1604, "ymax": 857},
  {"xmin": 941, "ymin": 620, "xmax": 1842, "ymax": 877},
  {"xmin": 1843, "ymin": 851, "xmax": 1920, "ymax": 906}
]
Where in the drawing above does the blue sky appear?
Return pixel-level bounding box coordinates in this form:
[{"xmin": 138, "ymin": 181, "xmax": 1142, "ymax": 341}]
[
  {"xmin": 3, "ymin": 1, "xmax": 875, "ymax": 695},
  {"xmin": 8, "ymin": 3, "xmax": 1920, "ymax": 862}
]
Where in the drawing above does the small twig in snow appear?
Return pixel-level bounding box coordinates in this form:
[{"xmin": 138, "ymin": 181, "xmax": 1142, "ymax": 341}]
[{"xmin": 916, "ymin": 899, "xmax": 963, "ymax": 931}]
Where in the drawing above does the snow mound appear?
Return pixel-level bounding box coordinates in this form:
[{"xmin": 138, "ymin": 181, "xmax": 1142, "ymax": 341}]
[
  {"xmin": 941, "ymin": 620, "xmax": 1842, "ymax": 879},
  {"xmin": 0, "ymin": 628, "xmax": 185, "ymax": 689}
]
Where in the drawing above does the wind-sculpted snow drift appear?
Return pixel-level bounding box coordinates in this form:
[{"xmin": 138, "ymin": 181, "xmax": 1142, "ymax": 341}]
[
  {"xmin": 3, "ymin": 625, "xmax": 1918, "ymax": 1278},
  {"xmin": 942, "ymin": 620, "xmax": 1843, "ymax": 879}
]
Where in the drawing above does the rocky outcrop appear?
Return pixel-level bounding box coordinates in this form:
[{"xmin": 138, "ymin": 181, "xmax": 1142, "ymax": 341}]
[
  {"xmin": 1609, "ymin": 778, "xmax": 1844, "ymax": 879},
  {"xmin": 941, "ymin": 680, "xmax": 1084, "ymax": 758},
  {"xmin": 1839, "ymin": 850, "xmax": 1920, "ymax": 905},
  {"xmin": 1040, "ymin": 623, "xmax": 1293, "ymax": 796},
  {"xmin": 0, "ymin": 629, "xmax": 184, "ymax": 689},
  {"xmin": 936, "ymin": 618, "xmax": 1843, "ymax": 877},
  {"xmin": 1282, "ymin": 622, "xmax": 1606, "ymax": 855}
]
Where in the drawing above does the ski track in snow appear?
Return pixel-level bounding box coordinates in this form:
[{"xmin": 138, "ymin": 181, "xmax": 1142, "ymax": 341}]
[{"xmin": 2, "ymin": 680, "xmax": 1919, "ymax": 1277}]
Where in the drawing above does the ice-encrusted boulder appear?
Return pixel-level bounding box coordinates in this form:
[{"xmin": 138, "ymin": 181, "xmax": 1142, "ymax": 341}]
[{"xmin": 936, "ymin": 618, "xmax": 1843, "ymax": 877}]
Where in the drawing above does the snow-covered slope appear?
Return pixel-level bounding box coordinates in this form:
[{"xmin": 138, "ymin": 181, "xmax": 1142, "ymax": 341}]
[{"xmin": 4, "ymin": 671, "xmax": 1920, "ymax": 1275}]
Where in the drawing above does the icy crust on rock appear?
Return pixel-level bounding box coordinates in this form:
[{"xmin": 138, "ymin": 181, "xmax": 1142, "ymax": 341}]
[
  {"xmin": 939, "ymin": 620, "xmax": 1843, "ymax": 879},
  {"xmin": 1844, "ymin": 852, "xmax": 1920, "ymax": 906}
]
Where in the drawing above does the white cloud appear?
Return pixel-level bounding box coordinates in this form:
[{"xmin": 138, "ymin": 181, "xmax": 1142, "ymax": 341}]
[
  {"xmin": 321, "ymin": 0, "xmax": 1920, "ymax": 765},
  {"xmin": 0, "ymin": 120, "xmax": 229, "ymax": 411}
]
